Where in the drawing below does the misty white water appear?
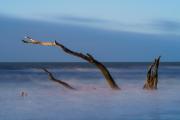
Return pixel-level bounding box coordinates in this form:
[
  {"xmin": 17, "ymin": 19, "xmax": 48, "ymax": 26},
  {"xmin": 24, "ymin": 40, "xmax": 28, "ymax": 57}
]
[{"xmin": 0, "ymin": 63, "xmax": 180, "ymax": 120}]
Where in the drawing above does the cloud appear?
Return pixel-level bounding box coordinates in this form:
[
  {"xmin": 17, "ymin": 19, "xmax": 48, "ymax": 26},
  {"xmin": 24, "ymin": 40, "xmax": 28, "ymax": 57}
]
[
  {"xmin": 56, "ymin": 16, "xmax": 180, "ymax": 34},
  {"xmin": 113, "ymin": 19, "xmax": 180, "ymax": 34},
  {"xmin": 53, "ymin": 15, "xmax": 109, "ymax": 24},
  {"xmin": 150, "ymin": 20, "xmax": 180, "ymax": 32},
  {"xmin": 26, "ymin": 13, "xmax": 180, "ymax": 34}
]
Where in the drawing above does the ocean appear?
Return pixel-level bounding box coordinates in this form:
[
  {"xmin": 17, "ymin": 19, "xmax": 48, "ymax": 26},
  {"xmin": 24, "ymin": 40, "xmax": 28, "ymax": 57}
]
[{"xmin": 0, "ymin": 62, "xmax": 180, "ymax": 120}]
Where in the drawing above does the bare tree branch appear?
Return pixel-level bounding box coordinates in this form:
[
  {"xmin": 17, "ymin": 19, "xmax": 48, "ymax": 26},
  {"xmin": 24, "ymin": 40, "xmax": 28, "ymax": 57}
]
[
  {"xmin": 42, "ymin": 68, "xmax": 75, "ymax": 90},
  {"xmin": 23, "ymin": 36, "xmax": 120, "ymax": 90},
  {"xmin": 23, "ymin": 36, "xmax": 56, "ymax": 46}
]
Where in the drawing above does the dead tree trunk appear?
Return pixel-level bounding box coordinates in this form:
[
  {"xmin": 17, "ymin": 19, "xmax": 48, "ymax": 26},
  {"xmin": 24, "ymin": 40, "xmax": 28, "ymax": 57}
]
[
  {"xmin": 42, "ymin": 68, "xmax": 75, "ymax": 90},
  {"xmin": 22, "ymin": 36, "xmax": 120, "ymax": 90},
  {"xmin": 143, "ymin": 56, "xmax": 161, "ymax": 90}
]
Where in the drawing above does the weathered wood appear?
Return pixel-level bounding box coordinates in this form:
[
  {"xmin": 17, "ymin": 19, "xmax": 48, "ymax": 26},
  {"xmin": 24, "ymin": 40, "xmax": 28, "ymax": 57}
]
[
  {"xmin": 42, "ymin": 68, "xmax": 75, "ymax": 90},
  {"xmin": 22, "ymin": 36, "xmax": 120, "ymax": 90},
  {"xmin": 143, "ymin": 56, "xmax": 161, "ymax": 90}
]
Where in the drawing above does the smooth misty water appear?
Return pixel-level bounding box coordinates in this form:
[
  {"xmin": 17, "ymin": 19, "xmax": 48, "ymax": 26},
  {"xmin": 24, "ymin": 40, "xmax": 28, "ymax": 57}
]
[{"xmin": 0, "ymin": 62, "xmax": 180, "ymax": 120}]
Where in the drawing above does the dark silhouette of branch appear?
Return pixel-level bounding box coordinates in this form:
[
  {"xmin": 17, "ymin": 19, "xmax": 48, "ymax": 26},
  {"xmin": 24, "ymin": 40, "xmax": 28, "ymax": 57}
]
[
  {"xmin": 143, "ymin": 56, "xmax": 161, "ymax": 90},
  {"xmin": 23, "ymin": 36, "xmax": 120, "ymax": 90},
  {"xmin": 42, "ymin": 68, "xmax": 75, "ymax": 90}
]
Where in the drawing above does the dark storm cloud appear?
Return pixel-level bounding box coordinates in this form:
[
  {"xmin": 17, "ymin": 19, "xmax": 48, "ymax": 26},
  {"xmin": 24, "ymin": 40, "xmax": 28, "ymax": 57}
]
[{"xmin": 0, "ymin": 15, "xmax": 180, "ymax": 62}]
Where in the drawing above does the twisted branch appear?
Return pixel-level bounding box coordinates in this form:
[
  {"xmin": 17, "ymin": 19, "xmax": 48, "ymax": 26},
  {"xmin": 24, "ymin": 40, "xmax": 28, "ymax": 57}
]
[{"xmin": 23, "ymin": 36, "xmax": 120, "ymax": 90}]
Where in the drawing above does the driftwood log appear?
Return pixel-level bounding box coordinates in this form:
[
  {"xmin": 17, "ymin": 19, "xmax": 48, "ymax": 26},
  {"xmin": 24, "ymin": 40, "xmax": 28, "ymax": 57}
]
[
  {"xmin": 23, "ymin": 36, "xmax": 120, "ymax": 90},
  {"xmin": 143, "ymin": 56, "xmax": 161, "ymax": 90},
  {"xmin": 42, "ymin": 68, "xmax": 75, "ymax": 90}
]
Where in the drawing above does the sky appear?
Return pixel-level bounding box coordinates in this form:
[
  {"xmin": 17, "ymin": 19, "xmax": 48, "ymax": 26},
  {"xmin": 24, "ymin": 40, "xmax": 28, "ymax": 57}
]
[{"xmin": 0, "ymin": 0, "xmax": 180, "ymax": 62}]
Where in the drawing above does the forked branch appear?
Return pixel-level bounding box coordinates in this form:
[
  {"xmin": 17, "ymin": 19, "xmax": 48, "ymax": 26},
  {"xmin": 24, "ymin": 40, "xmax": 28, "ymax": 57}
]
[{"xmin": 23, "ymin": 36, "xmax": 120, "ymax": 90}]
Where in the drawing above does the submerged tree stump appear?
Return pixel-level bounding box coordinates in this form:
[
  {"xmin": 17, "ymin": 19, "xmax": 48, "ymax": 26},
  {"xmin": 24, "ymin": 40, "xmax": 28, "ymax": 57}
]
[
  {"xmin": 143, "ymin": 56, "xmax": 161, "ymax": 90},
  {"xmin": 22, "ymin": 36, "xmax": 120, "ymax": 90}
]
